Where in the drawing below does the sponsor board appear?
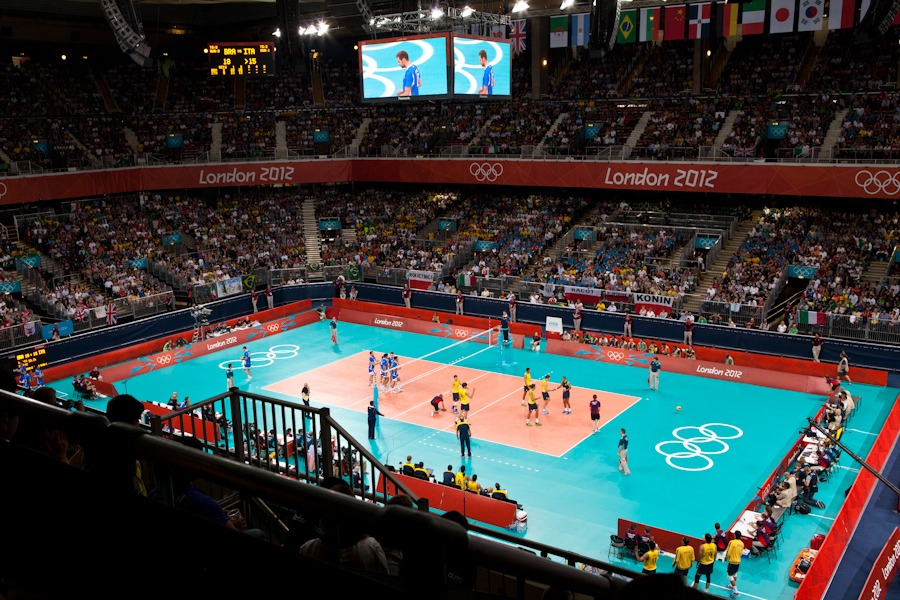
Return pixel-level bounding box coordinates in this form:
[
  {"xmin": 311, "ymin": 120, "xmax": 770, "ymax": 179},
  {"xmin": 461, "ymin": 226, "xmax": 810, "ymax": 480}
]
[
  {"xmin": 340, "ymin": 309, "xmax": 525, "ymax": 348},
  {"xmin": 859, "ymin": 528, "xmax": 900, "ymax": 600}
]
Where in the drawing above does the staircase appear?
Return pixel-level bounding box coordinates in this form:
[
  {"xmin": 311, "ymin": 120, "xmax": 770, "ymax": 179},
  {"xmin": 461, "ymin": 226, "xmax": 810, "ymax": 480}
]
[
  {"xmin": 708, "ymin": 48, "xmax": 732, "ymax": 89},
  {"xmin": 275, "ymin": 121, "xmax": 288, "ymax": 159},
  {"xmin": 341, "ymin": 228, "xmax": 358, "ymax": 245},
  {"xmin": 619, "ymin": 52, "xmax": 647, "ymax": 96},
  {"xmin": 352, "ymin": 118, "xmax": 371, "ymax": 146},
  {"xmin": 465, "ymin": 115, "xmax": 500, "ymax": 152},
  {"xmin": 0, "ymin": 148, "xmax": 12, "ymax": 165},
  {"xmin": 66, "ymin": 130, "xmax": 99, "ymax": 166},
  {"xmin": 94, "ymin": 73, "xmax": 121, "ymax": 114},
  {"xmin": 625, "ymin": 112, "xmax": 652, "ymax": 149},
  {"xmin": 714, "ymin": 110, "xmax": 740, "ymax": 148},
  {"xmin": 210, "ymin": 122, "xmax": 223, "ymax": 159},
  {"xmin": 680, "ymin": 209, "xmax": 763, "ymax": 315},
  {"xmin": 123, "ymin": 127, "xmax": 139, "ymax": 153},
  {"xmin": 153, "ymin": 75, "xmax": 169, "ymax": 112},
  {"xmin": 535, "ymin": 112, "xmax": 570, "ymax": 154},
  {"xmin": 819, "ymin": 108, "xmax": 851, "ymax": 159},
  {"xmin": 302, "ymin": 199, "xmax": 324, "ymax": 281},
  {"xmin": 311, "ymin": 71, "xmax": 325, "ymax": 108},
  {"xmin": 234, "ymin": 78, "xmax": 246, "ymax": 110},
  {"xmin": 861, "ymin": 260, "xmax": 890, "ymax": 287},
  {"xmin": 796, "ymin": 45, "xmax": 822, "ymax": 88}
]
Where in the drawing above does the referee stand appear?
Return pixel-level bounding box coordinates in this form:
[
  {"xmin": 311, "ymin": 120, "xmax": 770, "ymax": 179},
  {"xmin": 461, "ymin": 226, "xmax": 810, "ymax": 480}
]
[{"xmin": 498, "ymin": 323, "xmax": 516, "ymax": 369}]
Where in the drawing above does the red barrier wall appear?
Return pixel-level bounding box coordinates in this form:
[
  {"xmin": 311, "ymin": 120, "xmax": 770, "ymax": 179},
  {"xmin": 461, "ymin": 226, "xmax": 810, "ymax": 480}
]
[
  {"xmin": 45, "ymin": 301, "xmax": 312, "ymax": 384},
  {"xmin": 617, "ymin": 518, "xmax": 704, "ymax": 556},
  {"xmin": 795, "ymin": 393, "xmax": 900, "ymax": 600},
  {"xmin": 545, "ymin": 339, "xmax": 833, "ymax": 395},
  {"xmin": 332, "ymin": 299, "xmax": 542, "ymax": 338},
  {"xmin": 857, "ymin": 527, "xmax": 900, "ymax": 600},
  {"xmin": 141, "ymin": 401, "xmax": 218, "ymax": 443},
  {"xmin": 338, "ymin": 307, "xmax": 527, "ymax": 350},
  {"xmin": 376, "ymin": 472, "xmax": 517, "ymax": 528},
  {"xmin": 87, "ymin": 378, "xmax": 119, "ymax": 398}
]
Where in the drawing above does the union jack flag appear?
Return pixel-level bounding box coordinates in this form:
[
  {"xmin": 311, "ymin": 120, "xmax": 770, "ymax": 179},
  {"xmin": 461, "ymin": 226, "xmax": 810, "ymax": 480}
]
[
  {"xmin": 74, "ymin": 306, "xmax": 87, "ymax": 322},
  {"xmin": 106, "ymin": 303, "xmax": 117, "ymax": 325},
  {"xmin": 734, "ymin": 147, "xmax": 755, "ymax": 157},
  {"xmin": 511, "ymin": 19, "xmax": 527, "ymax": 51}
]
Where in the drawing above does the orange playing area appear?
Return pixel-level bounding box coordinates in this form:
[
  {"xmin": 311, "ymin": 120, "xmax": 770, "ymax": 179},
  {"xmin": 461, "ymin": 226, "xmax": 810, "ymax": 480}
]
[{"xmin": 264, "ymin": 351, "xmax": 642, "ymax": 457}]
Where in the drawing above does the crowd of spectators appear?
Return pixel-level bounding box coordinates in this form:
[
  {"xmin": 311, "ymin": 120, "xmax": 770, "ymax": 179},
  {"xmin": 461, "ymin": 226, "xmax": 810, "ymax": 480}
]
[
  {"xmin": 719, "ymin": 34, "xmax": 807, "ymax": 96},
  {"xmin": 359, "ymin": 105, "xmax": 436, "ymax": 156},
  {"xmin": 468, "ymin": 101, "xmax": 561, "ymax": 154},
  {"xmin": 221, "ymin": 112, "xmax": 276, "ymax": 159},
  {"xmin": 635, "ymin": 97, "xmax": 729, "ymax": 158},
  {"xmin": 165, "ymin": 63, "xmax": 235, "ymax": 113},
  {"xmin": 550, "ymin": 44, "xmax": 640, "ymax": 100},
  {"xmin": 127, "ymin": 113, "xmax": 214, "ymax": 157},
  {"xmin": 630, "ymin": 41, "xmax": 694, "ymax": 98},
  {"xmin": 807, "ymin": 28, "xmax": 899, "ymax": 94},
  {"xmin": 245, "ymin": 62, "xmax": 312, "ymax": 110},
  {"xmin": 834, "ymin": 93, "xmax": 900, "ymax": 158},
  {"xmin": 103, "ymin": 63, "xmax": 159, "ymax": 114}
]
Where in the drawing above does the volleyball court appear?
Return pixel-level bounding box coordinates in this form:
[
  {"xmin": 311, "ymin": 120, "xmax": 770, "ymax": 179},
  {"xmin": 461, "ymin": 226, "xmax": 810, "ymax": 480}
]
[{"xmin": 265, "ymin": 325, "xmax": 641, "ymax": 457}]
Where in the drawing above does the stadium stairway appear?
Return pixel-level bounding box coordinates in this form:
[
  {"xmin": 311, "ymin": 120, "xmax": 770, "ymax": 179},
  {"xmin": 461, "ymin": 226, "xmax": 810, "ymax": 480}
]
[
  {"xmin": 820, "ymin": 108, "xmax": 851, "ymax": 158},
  {"xmin": 352, "ymin": 118, "xmax": 371, "ymax": 146},
  {"xmin": 66, "ymin": 130, "xmax": 99, "ymax": 167},
  {"xmin": 465, "ymin": 114, "xmax": 500, "ymax": 153},
  {"xmin": 312, "ymin": 70, "xmax": 325, "ymax": 108},
  {"xmin": 275, "ymin": 121, "xmax": 288, "ymax": 159},
  {"xmin": 713, "ymin": 110, "xmax": 739, "ymax": 148},
  {"xmin": 302, "ymin": 199, "xmax": 324, "ymax": 280},
  {"xmin": 153, "ymin": 74, "xmax": 168, "ymax": 112},
  {"xmin": 342, "ymin": 227, "xmax": 358, "ymax": 245},
  {"xmin": 123, "ymin": 127, "xmax": 139, "ymax": 153},
  {"xmin": 680, "ymin": 209, "xmax": 762, "ymax": 316},
  {"xmin": 94, "ymin": 72, "xmax": 121, "ymax": 114},
  {"xmin": 234, "ymin": 77, "xmax": 246, "ymax": 110},
  {"xmin": 624, "ymin": 112, "xmax": 652, "ymax": 153},
  {"xmin": 210, "ymin": 122, "xmax": 223, "ymax": 158},
  {"xmin": 862, "ymin": 260, "xmax": 890, "ymax": 287},
  {"xmin": 796, "ymin": 43, "xmax": 822, "ymax": 88},
  {"xmin": 707, "ymin": 46, "xmax": 732, "ymax": 89},
  {"xmin": 534, "ymin": 112, "xmax": 570, "ymax": 155},
  {"xmin": 0, "ymin": 148, "xmax": 12, "ymax": 165}
]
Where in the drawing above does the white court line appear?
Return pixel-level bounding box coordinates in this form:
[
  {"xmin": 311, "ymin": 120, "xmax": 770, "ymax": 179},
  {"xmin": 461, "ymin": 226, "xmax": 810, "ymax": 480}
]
[
  {"xmin": 809, "ymin": 513, "xmax": 836, "ymax": 521},
  {"xmin": 558, "ymin": 395, "xmax": 643, "ymax": 458},
  {"xmin": 837, "ymin": 465, "xmax": 860, "ymax": 472},
  {"xmin": 392, "ymin": 371, "xmax": 492, "ymax": 419},
  {"xmin": 708, "ymin": 583, "xmax": 770, "ymax": 600},
  {"xmin": 847, "ymin": 428, "xmax": 877, "ymax": 435},
  {"xmin": 440, "ymin": 386, "xmax": 524, "ymax": 431}
]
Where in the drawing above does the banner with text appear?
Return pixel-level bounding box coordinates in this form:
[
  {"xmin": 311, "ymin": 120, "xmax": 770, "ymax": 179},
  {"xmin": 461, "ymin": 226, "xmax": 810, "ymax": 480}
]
[
  {"xmin": 858, "ymin": 528, "xmax": 900, "ymax": 600},
  {"xmin": 634, "ymin": 294, "xmax": 675, "ymax": 314},
  {"xmin": 563, "ymin": 285, "xmax": 605, "ymax": 304},
  {"xmin": 407, "ymin": 270, "xmax": 436, "ymax": 290}
]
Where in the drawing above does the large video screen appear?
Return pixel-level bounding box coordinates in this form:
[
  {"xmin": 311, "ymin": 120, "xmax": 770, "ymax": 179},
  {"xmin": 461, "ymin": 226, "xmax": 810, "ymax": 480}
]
[
  {"xmin": 452, "ymin": 34, "xmax": 511, "ymax": 98},
  {"xmin": 359, "ymin": 34, "xmax": 450, "ymax": 101}
]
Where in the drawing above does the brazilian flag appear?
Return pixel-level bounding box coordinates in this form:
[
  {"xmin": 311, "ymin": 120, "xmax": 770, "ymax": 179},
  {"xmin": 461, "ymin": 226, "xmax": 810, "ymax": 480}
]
[
  {"xmin": 617, "ymin": 10, "xmax": 636, "ymax": 44},
  {"xmin": 309, "ymin": 263, "xmax": 321, "ymax": 272},
  {"xmin": 242, "ymin": 274, "xmax": 256, "ymax": 291},
  {"xmin": 349, "ymin": 265, "xmax": 361, "ymax": 280}
]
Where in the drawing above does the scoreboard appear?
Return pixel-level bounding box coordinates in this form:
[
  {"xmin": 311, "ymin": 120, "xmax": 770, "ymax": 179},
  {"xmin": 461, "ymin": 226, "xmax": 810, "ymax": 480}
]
[
  {"xmin": 15, "ymin": 346, "xmax": 47, "ymax": 371},
  {"xmin": 207, "ymin": 42, "xmax": 275, "ymax": 77}
]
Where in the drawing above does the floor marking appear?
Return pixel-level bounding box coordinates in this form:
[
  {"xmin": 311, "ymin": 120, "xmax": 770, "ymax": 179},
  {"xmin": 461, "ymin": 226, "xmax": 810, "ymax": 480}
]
[
  {"xmin": 708, "ymin": 583, "xmax": 771, "ymax": 600},
  {"xmin": 847, "ymin": 428, "xmax": 876, "ymax": 436},
  {"xmin": 558, "ymin": 395, "xmax": 643, "ymax": 458},
  {"xmin": 837, "ymin": 465, "xmax": 860, "ymax": 472},
  {"xmin": 809, "ymin": 513, "xmax": 836, "ymax": 521}
]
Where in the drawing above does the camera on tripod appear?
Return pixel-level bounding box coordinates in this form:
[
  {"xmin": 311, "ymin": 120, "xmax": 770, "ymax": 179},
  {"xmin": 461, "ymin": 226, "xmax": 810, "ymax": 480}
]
[{"xmin": 191, "ymin": 305, "xmax": 213, "ymax": 323}]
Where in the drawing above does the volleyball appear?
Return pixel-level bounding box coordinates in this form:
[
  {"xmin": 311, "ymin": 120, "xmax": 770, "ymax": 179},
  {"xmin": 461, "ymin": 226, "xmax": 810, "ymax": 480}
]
[{"xmin": 676, "ymin": 406, "xmax": 681, "ymax": 411}]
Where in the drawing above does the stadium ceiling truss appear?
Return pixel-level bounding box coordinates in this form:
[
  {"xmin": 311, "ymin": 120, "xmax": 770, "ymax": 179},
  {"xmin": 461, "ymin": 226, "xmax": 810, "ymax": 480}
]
[{"xmin": 367, "ymin": 7, "xmax": 511, "ymax": 34}]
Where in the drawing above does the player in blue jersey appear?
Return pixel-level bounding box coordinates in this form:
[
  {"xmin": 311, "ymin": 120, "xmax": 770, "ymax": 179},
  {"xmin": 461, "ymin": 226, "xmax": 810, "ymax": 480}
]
[
  {"xmin": 242, "ymin": 346, "xmax": 252, "ymax": 382},
  {"xmin": 20, "ymin": 369, "xmax": 31, "ymax": 391},
  {"xmin": 226, "ymin": 363, "xmax": 235, "ymax": 389},
  {"xmin": 33, "ymin": 366, "xmax": 44, "ymax": 388},
  {"xmin": 368, "ymin": 351, "xmax": 376, "ymax": 387},
  {"xmin": 389, "ymin": 353, "xmax": 402, "ymax": 393},
  {"xmin": 478, "ymin": 49, "xmax": 494, "ymax": 95},
  {"xmin": 380, "ymin": 353, "xmax": 389, "ymax": 390},
  {"xmin": 396, "ymin": 50, "xmax": 421, "ymax": 96}
]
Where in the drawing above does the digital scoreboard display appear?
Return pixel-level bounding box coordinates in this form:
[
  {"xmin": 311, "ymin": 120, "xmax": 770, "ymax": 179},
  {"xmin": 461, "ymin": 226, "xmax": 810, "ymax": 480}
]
[
  {"xmin": 358, "ymin": 34, "xmax": 450, "ymax": 102},
  {"xmin": 15, "ymin": 347, "xmax": 47, "ymax": 371},
  {"xmin": 207, "ymin": 42, "xmax": 275, "ymax": 77},
  {"xmin": 451, "ymin": 34, "xmax": 511, "ymax": 98}
]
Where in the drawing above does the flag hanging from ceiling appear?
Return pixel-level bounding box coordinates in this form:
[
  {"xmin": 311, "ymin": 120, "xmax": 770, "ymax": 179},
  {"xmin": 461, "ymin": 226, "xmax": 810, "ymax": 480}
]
[
  {"xmin": 640, "ymin": 7, "xmax": 661, "ymax": 42},
  {"xmin": 664, "ymin": 5, "xmax": 687, "ymax": 40},
  {"xmin": 617, "ymin": 9, "xmax": 637, "ymax": 43},
  {"xmin": 770, "ymin": 0, "xmax": 797, "ymax": 33},
  {"xmin": 550, "ymin": 16, "xmax": 569, "ymax": 47},
  {"xmin": 510, "ymin": 19, "xmax": 527, "ymax": 51},
  {"xmin": 717, "ymin": 1, "xmax": 739, "ymax": 35},
  {"xmin": 490, "ymin": 25, "xmax": 506, "ymax": 38},
  {"xmin": 860, "ymin": 0, "xmax": 871, "ymax": 20},
  {"xmin": 798, "ymin": 0, "xmax": 824, "ymax": 30},
  {"xmin": 689, "ymin": 3, "xmax": 712, "ymax": 38},
  {"xmin": 741, "ymin": 0, "xmax": 766, "ymax": 34},
  {"xmin": 572, "ymin": 13, "xmax": 590, "ymax": 46},
  {"xmin": 828, "ymin": 0, "xmax": 856, "ymax": 28}
]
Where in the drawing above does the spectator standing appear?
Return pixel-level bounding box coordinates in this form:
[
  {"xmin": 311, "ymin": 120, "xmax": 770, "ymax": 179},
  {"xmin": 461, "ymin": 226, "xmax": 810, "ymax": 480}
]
[
  {"xmin": 684, "ymin": 318, "xmax": 694, "ymax": 346},
  {"xmin": 266, "ymin": 285, "xmax": 274, "ymax": 310},
  {"xmin": 618, "ymin": 428, "xmax": 630, "ymax": 475},
  {"xmin": 402, "ymin": 284, "xmax": 411, "ymax": 309},
  {"xmin": 812, "ymin": 334, "xmax": 823, "ymax": 362},
  {"xmin": 624, "ymin": 312, "xmax": 633, "ymax": 338},
  {"xmin": 508, "ymin": 293, "xmax": 517, "ymax": 322},
  {"xmin": 573, "ymin": 305, "xmax": 582, "ymax": 332},
  {"xmin": 251, "ymin": 289, "xmax": 259, "ymax": 313},
  {"xmin": 456, "ymin": 291, "xmax": 464, "ymax": 315}
]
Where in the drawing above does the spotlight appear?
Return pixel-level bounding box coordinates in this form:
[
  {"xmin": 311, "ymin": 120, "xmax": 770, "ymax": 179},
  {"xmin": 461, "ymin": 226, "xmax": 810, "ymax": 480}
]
[
  {"xmin": 431, "ymin": 7, "xmax": 444, "ymax": 19},
  {"xmin": 273, "ymin": 28, "xmax": 282, "ymax": 37},
  {"xmin": 706, "ymin": 50, "xmax": 711, "ymax": 56},
  {"xmin": 61, "ymin": 54, "xmax": 67, "ymax": 60},
  {"xmin": 461, "ymin": 5, "xmax": 474, "ymax": 16},
  {"xmin": 560, "ymin": 0, "xmax": 574, "ymax": 9},
  {"xmin": 317, "ymin": 22, "xmax": 329, "ymax": 36},
  {"xmin": 512, "ymin": 0, "xmax": 528, "ymax": 12}
]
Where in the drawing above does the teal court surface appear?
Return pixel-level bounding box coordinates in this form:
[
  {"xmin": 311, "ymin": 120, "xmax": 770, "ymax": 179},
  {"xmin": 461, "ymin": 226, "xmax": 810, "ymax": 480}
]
[{"xmin": 52, "ymin": 319, "xmax": 899, "ymax": 600}]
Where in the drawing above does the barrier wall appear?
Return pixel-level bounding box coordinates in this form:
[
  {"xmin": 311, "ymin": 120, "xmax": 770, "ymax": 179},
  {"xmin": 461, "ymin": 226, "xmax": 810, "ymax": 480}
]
[
  {"xmin": 856, "ymin": 527, "xmax": 900, "ymax": 600},
  {"xmin": 616, "ymin": 518, "xmax": 704, "ymax": 556},
  {"xmin": 45, "ymin": 300, "xmax": 313, "ymax": 383},
  {"xmin": 795, "ymin": 393, "xmax": 900, "ymax": 600},
  {"xmin": 375, "ymin": 472, "xmax": 517, "ymax": 529},
  {"xmin": 141, "ymin": 401, "xmax": 218, "ymax": 443},
  {"xmin": 544, "ymin": 339, "xmax": 834, "ymax": 395},
  {"xmin": 5, "ymin": 159, "xmax": 900, "ymax": 203}
]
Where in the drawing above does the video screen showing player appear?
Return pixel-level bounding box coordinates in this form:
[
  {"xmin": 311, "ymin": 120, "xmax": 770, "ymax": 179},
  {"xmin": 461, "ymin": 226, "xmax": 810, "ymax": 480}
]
[
  {"xmin": 452, "ymin": 35, "xmax": 511, "ymax": 98},
  {"xmin": 359, "ymin": 35, "xmax": 449, "ymax": 100}
]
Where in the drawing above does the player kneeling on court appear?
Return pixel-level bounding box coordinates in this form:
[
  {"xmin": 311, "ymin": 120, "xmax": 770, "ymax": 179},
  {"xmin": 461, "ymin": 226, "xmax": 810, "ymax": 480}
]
[{"xmin": 431, "ymin": 394, "xmax": 446, "ymax": 416}]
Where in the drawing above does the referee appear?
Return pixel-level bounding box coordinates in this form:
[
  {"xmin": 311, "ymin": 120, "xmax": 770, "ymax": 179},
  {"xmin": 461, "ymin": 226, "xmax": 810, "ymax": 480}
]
[
  {"xmin": 456, "ymin": 417, "xmax": 472, "ymax": 458},
  {"xmin": 500, "ymin": 311, "xmax": 510, "ymax": 343}
]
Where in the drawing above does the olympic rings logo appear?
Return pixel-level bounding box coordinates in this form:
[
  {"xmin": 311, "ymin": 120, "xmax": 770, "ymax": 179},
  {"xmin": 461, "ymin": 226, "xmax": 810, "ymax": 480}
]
[
  {"xmin": 267, "ymin": 324, "xmax": 280, "ymax": 332},
  {"xmin": 792, "ymin": 266, "xmax": 817, "ymax": 278},
  {"xmin": 855, "ymin": 170, "xmax": 900, "ymax": 196},
  {"xmin": 157, "ymin": 355, "xmax": 172, "ymax": 365},
  {"xmin": 0, "ymin": 182, "xmax": 7, "ymax": 200},
  {"xmin": 470, "ymin": 163, "xmax": 503, "ymax": 182},
  {"xmin": 655, "ymin": 423, "xmax": 744, "ymax": 472},
  {"xmin": 607, "ymin": 352, "xmax": 624, "ymax": 361},
  {"xmin": 218, "ymin": 344, "xmax": 299, "ymax": 370},
  {"xmin": 454, "ymin": 329, "xmax": 469, "ymax": 337}
]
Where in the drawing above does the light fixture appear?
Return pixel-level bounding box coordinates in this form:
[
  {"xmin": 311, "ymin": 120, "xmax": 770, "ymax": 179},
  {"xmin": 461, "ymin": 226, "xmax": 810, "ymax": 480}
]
[
  {"xmin": 706, "ymin": 50, "xmax": 711, "ymax": 56},
  {"xmin": 82, "ymin": 55, "xmax": 88, "ymax": 60},
  {"xmin": 204, "ymin": 48, "xmax": 209, "ymax": 54},
  {"xmin": 354, "ymin": 44, "xmax": 359, "ymax": 50},
  {"xmin": 273, "ymin": 28, "xmax": 282, "ymax": 37},
  {"xmin": 560, "ymin": 0, "xmax": 574, "ymax": 9},
  {"xmin": 512, "ymin": 0, "xmax": 528, "ymax": 12},
  {"xmin": 317, "ymin": 22, "xmax": 329, "ymax": 36},
  {"xmin": 299, "ymin": 26, "xmax": 307, "ymax": 34},
  {"xmin": 431, "ymin": 7, "xmax": 444, "ymax": 20},
  {"xmin": 461, "ymin": 5, "xmax": 474, "ymax": 16},
  {"xmin": 61, "ymin": 55, "xmax": 67, "ymax": 60},
  {"xmin": 542, "ymin": 58, "xmax": 547, "ymax": 66}
]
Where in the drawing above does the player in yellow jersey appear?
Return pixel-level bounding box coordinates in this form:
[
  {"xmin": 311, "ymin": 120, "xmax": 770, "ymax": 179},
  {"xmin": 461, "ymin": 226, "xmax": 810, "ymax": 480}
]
[
  {"xmin": 540, "ymin": 374, "xmax": 552, "ymax": 414},
  {"xmin": 636, "ymin": 540, "xmax": 659, "ymax": 574},
  {"xmin": 525, "ymin": 383, "xmax": 541, "ymax": 426},
  {"xmin": 459, "ymin": 383, "xmax": 474, "ymax": 419},
  {"xmin": 725, "ymin": 530, "xmax": 744, "ymax": 598},
  {"xmin": 672, "ymin": 537, "xmax": 695, "ymax": 580},
  {"xmin": 451, "ymin": 374, "xmax": 461, "ymax": 414},
  {"xmin": 692, "ymin": 533, "xmax": 717, "ymax": 590},
  {"xmin": 521, "ymin": 367, "xmax": 531, "ymax": 406}
]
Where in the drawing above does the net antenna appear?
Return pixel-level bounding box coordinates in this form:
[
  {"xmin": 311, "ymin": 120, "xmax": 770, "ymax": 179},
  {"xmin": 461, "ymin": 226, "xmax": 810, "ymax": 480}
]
[{"xmin": 97, "ymin": 0, "xmax": 153, "ymax": 67}]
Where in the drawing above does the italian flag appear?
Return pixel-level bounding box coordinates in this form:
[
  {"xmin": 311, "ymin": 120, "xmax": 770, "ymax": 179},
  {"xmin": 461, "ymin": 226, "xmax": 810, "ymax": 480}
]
[
  {"xmin": 640, "ymin": 7, "xmax": 661, "ymax": 42},
  {"xmin": 458, "ymin": 274, "xmax": 474, "ymax": 288},
  {"xmin": 798, "ymin": 311, "xmax": 826, "ymax": 324}
]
